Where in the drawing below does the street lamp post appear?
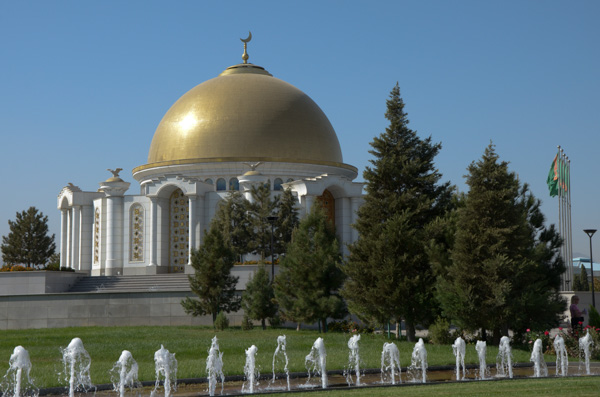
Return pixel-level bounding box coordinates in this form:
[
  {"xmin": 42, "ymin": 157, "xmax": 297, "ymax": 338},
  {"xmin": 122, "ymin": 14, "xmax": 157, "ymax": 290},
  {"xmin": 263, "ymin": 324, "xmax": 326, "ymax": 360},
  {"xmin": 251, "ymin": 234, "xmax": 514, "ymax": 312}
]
[
  {"xmin": 267, "ymin": 216, "xmax": 278, "ymax": 282},
  {"xmin": 584, "ymin": 229, "xmax": 597, "ymax": 308}
]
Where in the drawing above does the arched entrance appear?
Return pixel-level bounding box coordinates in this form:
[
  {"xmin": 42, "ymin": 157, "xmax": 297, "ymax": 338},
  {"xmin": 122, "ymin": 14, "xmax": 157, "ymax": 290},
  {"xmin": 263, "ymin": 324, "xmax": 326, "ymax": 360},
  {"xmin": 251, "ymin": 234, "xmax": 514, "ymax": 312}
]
[{"xmin": 169, "ymin": 189, "xmax": 189, "ymax": 273}]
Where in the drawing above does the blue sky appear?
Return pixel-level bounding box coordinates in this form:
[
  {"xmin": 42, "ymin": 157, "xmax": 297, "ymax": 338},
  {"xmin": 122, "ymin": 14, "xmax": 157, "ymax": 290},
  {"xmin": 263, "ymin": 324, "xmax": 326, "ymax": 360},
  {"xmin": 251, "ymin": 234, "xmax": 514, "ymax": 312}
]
[{"xmin": 0, "ymin": 1, "xmax": 598, "ymax": 261}]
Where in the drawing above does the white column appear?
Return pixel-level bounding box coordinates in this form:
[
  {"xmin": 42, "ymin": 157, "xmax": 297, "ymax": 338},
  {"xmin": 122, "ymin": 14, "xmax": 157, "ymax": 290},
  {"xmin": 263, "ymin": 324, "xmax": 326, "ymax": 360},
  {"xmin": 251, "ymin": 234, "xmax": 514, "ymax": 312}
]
[
  {"xmin": 99, "ymin": 178, "xmax": 129, "ymax": 276},
  {"xmin": 304, "ymin": 195, "xmax": 315, "ymax": 216},
  {"xmin": 149, "ymin": 197, "xmax": 158, "ymax": 267},
  {"xmin": 60, "ymin": 209, "xmax": 68, "ymax": 268},
  {"xmin": 71, "ymin": 206, "xmax": 81, "ymax": 271},
  {"xmin": 188, "ymin": 195, "xmax": 197, "ymax": 265},
  {"xmin": 66, "ymin": 208, "xmax": 72, "ymax": 269},
  {"xmin": 196, "ymin": 195, "xmax": 205, "ymax": 245}
]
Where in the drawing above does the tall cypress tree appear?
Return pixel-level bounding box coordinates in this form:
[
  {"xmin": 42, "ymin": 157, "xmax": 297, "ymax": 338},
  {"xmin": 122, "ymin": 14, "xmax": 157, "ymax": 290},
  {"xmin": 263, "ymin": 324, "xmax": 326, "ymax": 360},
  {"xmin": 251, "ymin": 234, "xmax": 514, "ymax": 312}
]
[
  {"xmin": 241, "ymin": 265, "xmax": 277, "ymax": 329},
  {"xmin": 341, "ymin": 84, "xmax": 452, "ymax": 341},
  {"xmin": 1, "ymin": 207, "xmax": 56, "ymax": 268},
  {"xmin": 437, "ymin": 143, "xmax": 565, "ymax": 342}
]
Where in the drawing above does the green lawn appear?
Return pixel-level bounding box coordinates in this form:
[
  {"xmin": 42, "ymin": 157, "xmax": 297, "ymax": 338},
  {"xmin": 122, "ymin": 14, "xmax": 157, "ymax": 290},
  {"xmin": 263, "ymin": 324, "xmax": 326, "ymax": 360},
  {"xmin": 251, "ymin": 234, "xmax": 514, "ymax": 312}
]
[
  {"xmin": 0, "ymin": 326, "xmax": 585, "ymax": 391},
  {"xmin": 267, "ymin": 377, "xmax": 600, "ymax": 397}
]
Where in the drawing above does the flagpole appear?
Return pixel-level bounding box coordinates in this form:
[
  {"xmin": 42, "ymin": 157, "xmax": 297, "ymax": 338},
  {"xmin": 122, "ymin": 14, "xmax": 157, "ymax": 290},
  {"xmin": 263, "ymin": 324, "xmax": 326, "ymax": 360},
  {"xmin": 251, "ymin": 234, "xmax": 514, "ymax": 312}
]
[{"xmin": 557, "ymin": 146, "xmax": 564, "ymax": 290}]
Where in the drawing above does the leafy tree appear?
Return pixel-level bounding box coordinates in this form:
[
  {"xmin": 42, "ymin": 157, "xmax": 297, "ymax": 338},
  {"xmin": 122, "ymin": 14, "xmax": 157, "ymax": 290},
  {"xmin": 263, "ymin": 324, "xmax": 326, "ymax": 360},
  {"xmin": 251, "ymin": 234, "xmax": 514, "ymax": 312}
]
[
  {"xmin": 181, "ymin": 225, "xmax": 241, "ymax": 325},
  {"xmin": 274, "ymin": 205, "xmax": 346, "ymax": 331},
  {"xmin": 340, "ymin": 84, "xmax": 452, "ymax": 341},
  {"xmin": 1, "ymin": 207, "xmax": 56, "ymax": 268},
  {"xmin": 241, "ymin": 265, "xmax": 278, "ymax": 329},
  {"xmin": 436, "ymin": 143, "xmax": 565, "ymax": 343}
]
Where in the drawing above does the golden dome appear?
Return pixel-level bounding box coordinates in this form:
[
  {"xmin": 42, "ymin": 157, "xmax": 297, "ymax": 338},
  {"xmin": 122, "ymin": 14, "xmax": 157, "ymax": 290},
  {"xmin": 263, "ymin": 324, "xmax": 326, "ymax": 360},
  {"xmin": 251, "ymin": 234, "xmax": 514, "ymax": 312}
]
[{"xmin": 145, "ymin": 64, "xmax": 343, "ymax": 167}]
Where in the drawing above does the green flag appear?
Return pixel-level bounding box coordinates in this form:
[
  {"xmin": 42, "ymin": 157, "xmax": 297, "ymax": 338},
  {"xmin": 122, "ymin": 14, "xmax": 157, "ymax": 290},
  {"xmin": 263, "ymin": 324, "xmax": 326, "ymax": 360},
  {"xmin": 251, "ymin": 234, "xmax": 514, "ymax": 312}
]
[{"xmin": 547, "ymin": 155, "xmax": 558, "ymax": 197}]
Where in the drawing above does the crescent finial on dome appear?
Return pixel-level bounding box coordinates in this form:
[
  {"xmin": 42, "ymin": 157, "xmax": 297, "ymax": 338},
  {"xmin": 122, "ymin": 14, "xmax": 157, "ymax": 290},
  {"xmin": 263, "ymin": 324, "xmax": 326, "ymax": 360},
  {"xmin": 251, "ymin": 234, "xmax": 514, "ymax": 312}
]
[{"xmin": 240, "ymin": 31, "xmax": 252, "ymax": 64}]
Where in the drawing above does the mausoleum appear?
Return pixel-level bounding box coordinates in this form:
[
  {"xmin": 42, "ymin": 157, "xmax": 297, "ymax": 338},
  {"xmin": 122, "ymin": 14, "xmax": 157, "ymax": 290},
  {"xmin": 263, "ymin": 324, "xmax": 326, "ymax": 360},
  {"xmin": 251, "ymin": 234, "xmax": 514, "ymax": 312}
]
[{"xmin": 57, "ymin": 39, "xmax": 364, "ymax": 276}]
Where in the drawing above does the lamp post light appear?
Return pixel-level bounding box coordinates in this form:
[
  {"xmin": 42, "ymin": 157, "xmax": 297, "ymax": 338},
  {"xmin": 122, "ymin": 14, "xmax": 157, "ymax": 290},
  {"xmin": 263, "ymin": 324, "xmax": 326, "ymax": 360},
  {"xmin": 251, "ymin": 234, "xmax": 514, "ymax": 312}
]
[
  {"xmin": 267, "ymin": 216, "xmax": 279, "ymax": 282},
  {"xmin": 584, "ymin": 229, "xmax": 597, "ymax": 308}
]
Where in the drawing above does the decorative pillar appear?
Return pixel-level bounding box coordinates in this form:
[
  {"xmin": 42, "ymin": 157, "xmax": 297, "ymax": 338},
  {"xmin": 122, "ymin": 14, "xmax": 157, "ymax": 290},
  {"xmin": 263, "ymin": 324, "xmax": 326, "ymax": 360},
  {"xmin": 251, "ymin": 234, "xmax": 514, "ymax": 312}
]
[
  {"xmin": 60, "ymin": 209, "xmax": 68, "ymax": 268},
  {"xmin": 149, "ymin": 197, "xmax": 158, "ymax": 267},
  {"xmin": 66, "ymin": 208, "xmax": 72, "ymax": 269},
  {"xmin": 99, "ymin": 173, "xmax": 130, "ymax": 276},
  {"xmin": 188, "ymin": 195, "xmax": 197, "ymax": 265},
  {"xmin": 71, "ymin": 206, "xmax": 81, "ymax": 271}
]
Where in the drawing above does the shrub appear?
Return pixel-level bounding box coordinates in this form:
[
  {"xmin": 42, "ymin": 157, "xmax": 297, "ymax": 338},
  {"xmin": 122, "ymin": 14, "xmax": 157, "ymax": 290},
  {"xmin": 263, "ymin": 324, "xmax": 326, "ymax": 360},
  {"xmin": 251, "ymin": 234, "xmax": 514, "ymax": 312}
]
[
  {"xmin": 241, "ymin": 315, "xmax": 254, "ymax": 331},
  {"xmin": 589, "ymin": 305, "xmax": 600, "ymax": 329},
  {"xmin": 428, "ymin": 317, "xmax": 453, "ymax": 345},
  {"xmin": 214, "ymin": 311, "xmax": 229, "ymax": 331}
]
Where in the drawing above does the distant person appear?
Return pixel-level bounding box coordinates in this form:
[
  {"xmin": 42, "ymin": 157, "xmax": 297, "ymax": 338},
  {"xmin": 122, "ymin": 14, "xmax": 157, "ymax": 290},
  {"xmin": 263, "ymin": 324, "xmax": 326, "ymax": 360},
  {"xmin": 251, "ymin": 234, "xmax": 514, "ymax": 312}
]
[{"xmin": 570, "ymin": 295, "xmax": 587, "ymax": 334}]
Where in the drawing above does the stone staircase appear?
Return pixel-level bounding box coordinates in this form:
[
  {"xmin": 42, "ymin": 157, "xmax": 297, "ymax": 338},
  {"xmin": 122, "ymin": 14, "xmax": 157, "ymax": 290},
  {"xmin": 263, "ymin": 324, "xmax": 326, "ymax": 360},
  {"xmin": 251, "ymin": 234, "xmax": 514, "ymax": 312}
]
[{"xmin": 67, "ymin": 274, "xmax": 191, "ymax": 293}]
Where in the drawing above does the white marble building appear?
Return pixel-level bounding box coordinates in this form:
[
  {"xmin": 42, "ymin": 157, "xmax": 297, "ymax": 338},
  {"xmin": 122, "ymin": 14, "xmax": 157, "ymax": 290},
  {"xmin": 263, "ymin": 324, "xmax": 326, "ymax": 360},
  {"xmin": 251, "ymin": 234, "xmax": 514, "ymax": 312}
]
[{"xmin": 57, "ymin": 53, "xmax": 364, "ymax": 276}]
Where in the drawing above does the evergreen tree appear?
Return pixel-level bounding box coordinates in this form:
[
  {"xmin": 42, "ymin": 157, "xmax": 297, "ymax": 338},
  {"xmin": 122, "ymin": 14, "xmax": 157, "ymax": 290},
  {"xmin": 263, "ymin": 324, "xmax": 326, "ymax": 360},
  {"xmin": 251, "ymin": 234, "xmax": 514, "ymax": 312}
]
[
  {"xmin": 341, "ymin": 84, "xmax": 452, "ymax": 341},
  {"xmin": 275, "ymin": 188, "xmax": 300, "ymax": 255},
  {"xmin": 579, "ymin": 265, "xmax": 590, "ymax": 291},
  {"xmin": 241, "ymin": 265, "xmax": 278, "ymax": 329},
  {"xmin": 211, "ymin": 191, "xmax": 252, "ymax": 258},
  {"xmin": 181, "ymin": 225, "xmax": 241, "ymax": 324},
  {"xmin": 572, "ymin": 266, "xmax": 584, "ymax": 291},
  {"xmin": 1, "ymin": 207, "xmax": 56, "ymax": 268},
  {"xmin": 274, "ymin": 205, "xmax": 346, "ymax": 331},
  {"xmin": 437, "ymin": 143, "xmax": 565, "ymax": 342},
  {"xmin": 246, "ymin": 185, "xmax": 280, "ymax": 260}
]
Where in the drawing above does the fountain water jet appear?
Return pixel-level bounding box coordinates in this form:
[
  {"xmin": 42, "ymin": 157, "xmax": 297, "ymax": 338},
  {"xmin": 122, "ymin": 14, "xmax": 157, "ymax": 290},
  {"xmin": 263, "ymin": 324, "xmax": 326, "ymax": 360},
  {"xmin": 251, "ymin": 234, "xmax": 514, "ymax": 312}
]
[
  {"xmin": 242, "ymin": 345, "xmax": 259, "ymax": 394},
  {"xmin": 269, "ymin": 335, "xmax": 290, "ymax": 391},
  {"xmin": 530, "ymin": 339, "xmax": 548, "ymax": 377},
  {"xmin": 452, "ymin": 337, "xmax": 466, "ymax": 380},
  {"xmin": 578, "ymin": 330, "xmax": 594, "ymax": 375},
  {"xmin": 496, "ymin": 336, "xmax": 513, "ymax": 378},
  {"xmin": 304, "ymin": 337, "xmax": 327, "ymax": 389},
  {"xmin": 150, "ymin": 345, "xmax": 177, "ymax": 397},
  {"xmin": 475, "ymin": 341, "xmax": 489, "ymax": 380},
  {"xmin": 1, "ymin": 346, "xmax": 38, "ymax": 397},
  {"xmin": 206, "ymin": 337, "xmax": 225, "ymax": 397},
  {"xmin": 380, "ymin": 342, "xmax": 401, "ymax": 385},
  {"xmin": 344, "ymin": 334, "xmax": 361, "ymax": 386},
  {"xmin": 110, "ymin": 350, "xmax": 140, "ymax": 397},
  {"xmin": 408, "ymin": 338, "xmax": 427, "ymax": 383},
  {"xmin": 553, "ymin": 334, "xmax": 568, "ymax": 376},
  {"xmin": 60, "ymin": 338, "xmax": 93, "ymax": 397}
]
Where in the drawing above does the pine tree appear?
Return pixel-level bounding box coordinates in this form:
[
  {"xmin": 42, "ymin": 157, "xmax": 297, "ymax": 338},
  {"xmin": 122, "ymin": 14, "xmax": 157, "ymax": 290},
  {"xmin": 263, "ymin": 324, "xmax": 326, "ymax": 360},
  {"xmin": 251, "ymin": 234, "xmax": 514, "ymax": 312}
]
[
  {"xmin": 580, "ymin": 265, "xmax": 590, "ymax": 291},
  {"xmin": 241, "ymin": 265, "xmax": 278, "ymax": 329},
  {"xmin": 274, "ymin": 205, "xmax": 346, "ymax": 331},
  {"xmin": 246, "ymin": 185, "xmax": 280, "ymax": 260},
  {"xmin": 211, "ymin": 191, "xmax": 252, "ymax": 258},
  {"xmin": 437, "ymin": 143, "xmax": 565, "ymax": 342},
  {"xmin": 275, "ymin": 188, "xmax": 300, "ymax": 255},
  {"xmin": 181, "ymin": 225, "xmax": 241, "ymax": 324},
  {"xmin": 340, "ymin": 84, "xmax": 452, "ymax": 341},
  {"xmin": 1, "ymin": 207, "xmax": 56, "ymax": 268}
]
